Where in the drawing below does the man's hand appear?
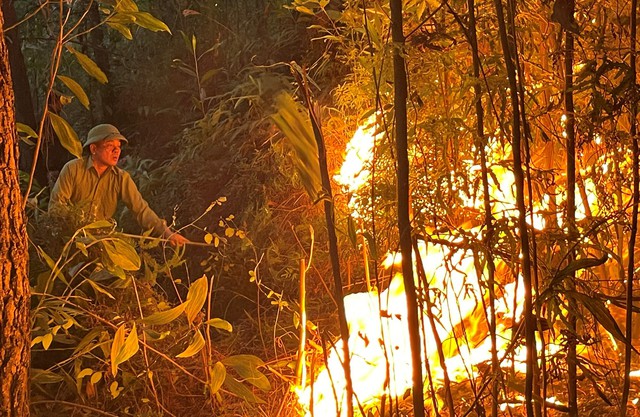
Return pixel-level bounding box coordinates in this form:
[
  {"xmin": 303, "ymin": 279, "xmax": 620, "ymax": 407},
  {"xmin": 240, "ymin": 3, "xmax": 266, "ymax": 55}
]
[
  {"xmin": 163, "ymin": 227, "xmax": 190, "ymax": 246},
  {"xmin": 168, "ymin": 232, "xmax": 190, "ymax": 246}
]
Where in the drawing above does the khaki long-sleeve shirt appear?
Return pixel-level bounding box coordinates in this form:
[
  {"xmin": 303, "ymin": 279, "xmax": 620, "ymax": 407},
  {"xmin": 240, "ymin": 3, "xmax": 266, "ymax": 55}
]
[{"xmin": 49, "ymin": 156, "xmax": 167, "ymax": 236}]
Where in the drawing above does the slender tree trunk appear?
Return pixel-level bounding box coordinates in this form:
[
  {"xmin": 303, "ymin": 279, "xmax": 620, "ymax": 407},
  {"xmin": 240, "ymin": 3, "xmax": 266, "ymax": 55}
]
[
  {"xmin": 2, "ymin": 0, "xmax": 46, "ymax": 187},
  {"xmin": 86, "ymin": 0, "xmax": 112, "ymax": 122},
  {"xmin": 296, "ymin": 70, "xmax": 355, "ymax": 417},
  {"xmin": 622, "ymin": 0, "xmax": 638, "ymax": 413},
  {"xmin": 0, "ymin": 7, "xmax": 31, "ymax": 417},
  {"xmin": 467, "ymin": 1, "xmax": 499, "ymax": 415},
  {"xmin": 389, "ymin": 1, "xmax": 425, "ymax": 416},
  {"xmin": 563, "ymin": 2, "xmax": 579, "ymax": 413},
  {"xmin": 492, "ymin": 0, "xmax": 537, "ymax": 415}
]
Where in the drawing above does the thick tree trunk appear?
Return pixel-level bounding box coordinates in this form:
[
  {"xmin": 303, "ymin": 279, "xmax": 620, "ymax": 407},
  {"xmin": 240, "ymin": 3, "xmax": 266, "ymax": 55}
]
[{"xmin": 0, "ymin": 6, "xmax": 31, "ymax": 417}]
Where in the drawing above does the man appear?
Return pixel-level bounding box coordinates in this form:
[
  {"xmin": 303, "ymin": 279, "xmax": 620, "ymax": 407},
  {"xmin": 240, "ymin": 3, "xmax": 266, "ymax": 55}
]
[{"xmin": 49, "ymin": 123, "xmax": 189, "ymax": 246}]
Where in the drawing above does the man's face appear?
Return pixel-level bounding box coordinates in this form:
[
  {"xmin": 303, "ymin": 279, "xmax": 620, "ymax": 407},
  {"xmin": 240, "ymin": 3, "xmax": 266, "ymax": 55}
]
[{"xmin": 91, "ymin": 139, "xmax": 122, "ymax": 167}]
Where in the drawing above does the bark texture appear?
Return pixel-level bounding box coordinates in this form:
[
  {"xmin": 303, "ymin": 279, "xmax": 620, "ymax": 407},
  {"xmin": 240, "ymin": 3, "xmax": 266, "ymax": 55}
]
[{"xmin": 0, "ymin": 6, "xmax": 31, "ymax": 417}]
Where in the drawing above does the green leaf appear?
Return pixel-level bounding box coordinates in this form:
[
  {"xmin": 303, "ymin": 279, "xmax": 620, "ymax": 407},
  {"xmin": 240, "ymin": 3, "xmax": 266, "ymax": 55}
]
[
  {"xmin": 48, "ymin": 112, "xmax": 83, "ymax": 158},
  {"xmin": 205, "ymin": 318, "xmax": 233, "ymax": 333},
  {"xmin": 271, "ymin": 92, "xmax": 323, "ymax": 202},
  {"xmin": 176, "ymin": 329, "xmax": 205, "ymax": 358},
  {"xmin": 114, "ymin": 0, "xmax": 138, "ymax": 12},
  {"xmin": 102, "ymin": 239, "xmax": 141, "ymax": 271},
  {"xmin": 16, "ymin": 122, "xmax": 38, "ymax": 139},
  {"xmin": 57, "ymin": 75, "xmax": 90, "ymax": 109},
  {"xmin": 31, "ymin": 369, "xmax": 64, "ymax": 384},
  {"xmin": 36, "ymin": 245, "xmax": 68, "ymax": 287},
  {"xmin": 73, "ymin": 327, "xmax": 105, "ymax": 355},
  {"xmin": 106, "ymin": 22, "xmax": 133, "ymax": 40},
  {"xmin": 132, "ymin": 11, "xmax": 171, "ymax": 34},
  {"xmin": 222, "ymin": 354, "xmax": 271, "ymax": 391},
  {"xmin": 223, "ymin": 375, "xmax": 265, "ymax": 404},
  {"xmin": 86, "ymin": 279, "xmax": 115, "ymax": 300},
  {"xmin": 184, "ymin": 275, "xmax": 208, "ymax": 325},
  {"xmin": 295, "ymin": 5, "xmax": 315, "ymax": 15},
  {"xmin": 141, "ymin": 303, "xmax": 185, "ymax": 326},
  {"xmin": 83, "ymin": 220, "xmax": 114, "ymax": 230},
  {"xmin": 143, "ymin": 329, "xmax": 170, "ymax": 341},
  {"xmin": 66, "ymin": 45, "xmax": 108, "ymax": 84},
  {"xmin": 208, "ymin": 361, "xmax": 226, "ymax": 395},
  {"xmin": 111, "ymin": 323, "xmax": 139, "ymax": 376}
]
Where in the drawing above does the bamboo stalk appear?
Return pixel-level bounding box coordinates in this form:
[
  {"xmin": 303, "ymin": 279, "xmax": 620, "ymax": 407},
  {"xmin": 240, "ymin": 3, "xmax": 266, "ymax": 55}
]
[
  {"xmin": 296, "ymin": 258, "xmax": 308, "ymax": 390},
  {"xmin": 389, "ymin": 0, "xmax": 425, "ymax": 414},
  {"xmin": 622, "ymin": 0, "xmax": 638, "ymax": 413},
  {"xmin": 492, "ymin": 0, "xmax": 537, "ymax": 415}
]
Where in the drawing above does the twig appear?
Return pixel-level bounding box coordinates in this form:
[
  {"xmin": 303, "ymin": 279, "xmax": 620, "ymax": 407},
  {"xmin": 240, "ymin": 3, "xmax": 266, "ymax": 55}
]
[
  {"xmin": 116, "ymin": 232, "xmax": 215, "ymax": 247},
  {"xmin": 31, "ymin": 400, "xmax": 119, "ymax": 417}
]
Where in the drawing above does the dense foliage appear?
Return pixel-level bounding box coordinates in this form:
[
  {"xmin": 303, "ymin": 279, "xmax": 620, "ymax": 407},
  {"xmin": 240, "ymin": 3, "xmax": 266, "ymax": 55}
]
[{"xmin": 8, "ymin": 0, "xmax": 640, "ymax": 415}]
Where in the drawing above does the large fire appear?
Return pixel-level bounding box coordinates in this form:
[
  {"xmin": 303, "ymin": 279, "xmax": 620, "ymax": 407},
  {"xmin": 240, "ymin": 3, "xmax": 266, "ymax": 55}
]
[{"xmin": 296, "ymin": 115, "xmax": 621, "ymax": 416}]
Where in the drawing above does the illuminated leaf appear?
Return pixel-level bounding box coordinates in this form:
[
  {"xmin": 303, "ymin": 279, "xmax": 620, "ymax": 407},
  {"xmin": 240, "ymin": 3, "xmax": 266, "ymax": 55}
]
[
  {"xmin": 223, "ymin": 375, "xmax": 265, "ymax": 404},
  {"xmin": 205, "ymin": 318, "xmax": 233, "ymax": 333},
  {"xmin": 204, "ymin": 233, "xmax": 213, "ymax": 244},
  {"xmin": 42, "ymin": 333, "xmax": 53, "ymax": 350},
  {"xmin": 295, "ymin": 5, "xmax": 315, "ymax": 14},
  {"xmin": 132, "ymin": 11, "xmax": 171, "ymax": 33},
  {"xmin": 141, "ymin": 303, "xmax": 185, "ymax": 325},
  {"xmin": 102, "ymin": 239, "xmax": 141, "ymax": 271},
  {"xmin": 114, "ymin": 0, "xmax": 138, "ymax": 12},
  {"xmin": 176, "ymin": 330, "xmax": 205, "ymax": 358},
  {"xmin": 271, "ymin": 92, "xmax": 323, "ymax": 202},
  {"xmin": 184, "ymin": 275, "xmax": 208, "ymax": 325},
  {"xmin": 77, "ymin": 368, "xmax": 93, "ymax": 380},
  {"xmin": 109, "ymin": 381, "xmax": 123, "ymax": 399},
  {"xmin": 57, "ymin": 75, "xmax": 90, "ymax": 109},
  {"xmin": 84, "ymin": 220, "xmax": 114, "ymax": 229},
  {"xmin": 16, "ymin": 122, "xmax": 37, "ymax": 139},
  {"xmin": 208, "ymin": 362, "xmax": 226, "ymax": 395},
  {"xmin": 143, "ymin": 329, "xmax": 170, "ymax": 341},
  {"xmin": 222, "ymin": 354, "xmax": 271, "ymax": 391},
  {"xmin": 90, "ymin": 371, "xmax": 103, "ymax": 384},
  {"xmin": 111, "ymin": 323, "xmax": 139, "ymax": 376},
  {"xmin": 106, "ymin": 22, "xmax": 133, "ymax": 40},
  {"xmin": 48, "ymin": 112, "xmax": 83, "ymax": 158},
  {"xmin": 225, "ymin": 227, "xmax": 235, "ymax": 237},
  {"xmin": 86, "ymin": 279, "xmax": 115, "ymax": 300},
  {"xmin": 66, "ymin": 45, "xmax": 108, "ymax": 84}
]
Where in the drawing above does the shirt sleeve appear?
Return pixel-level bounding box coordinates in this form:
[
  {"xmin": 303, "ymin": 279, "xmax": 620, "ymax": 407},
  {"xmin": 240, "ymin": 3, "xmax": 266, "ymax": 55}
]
[
  {"xmin": 119, "ymin": 171, "xmax": 168, "ymax": 237},
  {"xmin": 48, "ymin": 162, "xmax": 74, "ymax": 214}
]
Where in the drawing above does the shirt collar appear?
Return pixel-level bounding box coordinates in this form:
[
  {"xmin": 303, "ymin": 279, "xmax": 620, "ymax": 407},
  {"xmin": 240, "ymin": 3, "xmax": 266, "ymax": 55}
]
[{"xmin": 84, "ymin": 155, "xmax": 118, "ymax": 175}]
